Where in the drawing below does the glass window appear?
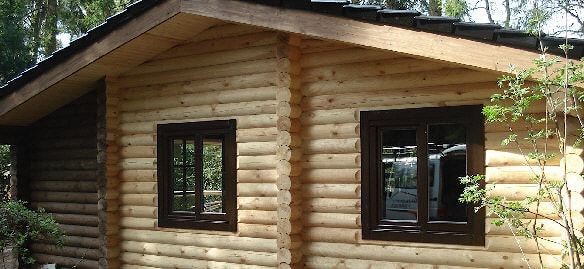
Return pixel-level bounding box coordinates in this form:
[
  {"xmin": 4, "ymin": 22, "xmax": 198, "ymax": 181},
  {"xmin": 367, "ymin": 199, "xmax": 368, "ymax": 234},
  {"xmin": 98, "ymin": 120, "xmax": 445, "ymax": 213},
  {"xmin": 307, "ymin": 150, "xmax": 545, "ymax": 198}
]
[{"xmin": 361, "ymin": 106, "xmax": 484, "ymax": 245}]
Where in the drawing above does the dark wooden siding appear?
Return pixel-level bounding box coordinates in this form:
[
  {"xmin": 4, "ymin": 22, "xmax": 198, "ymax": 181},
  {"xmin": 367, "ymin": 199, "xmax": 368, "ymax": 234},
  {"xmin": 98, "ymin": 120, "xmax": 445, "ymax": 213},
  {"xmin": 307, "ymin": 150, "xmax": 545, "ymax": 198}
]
[{"xmin": 24, "ymin": 90, "xmax": 101, "ymax": 268}]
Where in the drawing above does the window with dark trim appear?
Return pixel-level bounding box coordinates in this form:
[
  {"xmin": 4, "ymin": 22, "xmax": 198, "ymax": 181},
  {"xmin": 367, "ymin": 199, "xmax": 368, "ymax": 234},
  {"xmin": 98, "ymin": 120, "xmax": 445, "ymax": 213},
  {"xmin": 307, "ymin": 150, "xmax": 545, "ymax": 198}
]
[
  {"xmin": 157, "ymin": 119, "xmax": 237, "ymax": 231},
  {"xmin": 360, "ymin": 105, "xmax": 485, "ymax": 245}
]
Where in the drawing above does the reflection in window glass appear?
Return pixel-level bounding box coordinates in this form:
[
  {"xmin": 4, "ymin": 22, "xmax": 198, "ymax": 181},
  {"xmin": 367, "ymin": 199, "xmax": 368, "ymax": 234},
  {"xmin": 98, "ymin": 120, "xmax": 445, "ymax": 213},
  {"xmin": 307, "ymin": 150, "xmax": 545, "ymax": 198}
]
[
  {"xmin": 171, "ymin": 138, "xmax": 196, "ymax": 212},
  {"xmin": 203, "ymin": 136, "xmax": 224, "ymax": 213},
  {"xmin": 381, "ymin": 128, "xmax": 418, "ymax": 221},
  {"xmin": 428, "ymin": 124, "xmax": 467, "ymax": 222}
]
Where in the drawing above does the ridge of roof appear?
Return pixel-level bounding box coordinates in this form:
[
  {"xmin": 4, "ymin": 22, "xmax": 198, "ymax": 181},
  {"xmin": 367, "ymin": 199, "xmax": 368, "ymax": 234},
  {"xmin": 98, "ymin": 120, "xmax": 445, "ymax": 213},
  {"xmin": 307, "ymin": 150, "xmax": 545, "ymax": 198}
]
[{"xmin": 1, "ymin": 0, "xmax": 582, "ymax": 99}]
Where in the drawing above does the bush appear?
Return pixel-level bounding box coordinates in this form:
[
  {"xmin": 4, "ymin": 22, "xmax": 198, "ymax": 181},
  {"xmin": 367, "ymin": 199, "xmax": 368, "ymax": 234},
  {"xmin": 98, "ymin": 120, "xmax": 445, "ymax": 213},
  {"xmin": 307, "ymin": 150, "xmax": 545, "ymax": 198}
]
[{"xmin": 0, "ymin": 200, "xmax": 65, "ymax": 265}]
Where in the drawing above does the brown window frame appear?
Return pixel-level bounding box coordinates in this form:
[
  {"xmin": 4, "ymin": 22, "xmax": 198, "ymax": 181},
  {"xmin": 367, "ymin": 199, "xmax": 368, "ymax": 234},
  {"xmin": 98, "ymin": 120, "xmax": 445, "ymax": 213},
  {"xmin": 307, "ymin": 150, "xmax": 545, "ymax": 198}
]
[
  {"xmin": 157, "ymin": 119, "xmax": 237, "ymax": 231},
  {"xmin": 360, "ymin": 105, "xmax": 485, "ymax": 245}
]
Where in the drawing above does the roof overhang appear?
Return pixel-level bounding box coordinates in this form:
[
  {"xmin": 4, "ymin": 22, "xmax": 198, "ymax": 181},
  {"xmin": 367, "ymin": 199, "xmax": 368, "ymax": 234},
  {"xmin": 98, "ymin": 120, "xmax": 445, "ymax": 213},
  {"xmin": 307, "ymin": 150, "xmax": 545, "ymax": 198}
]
[{"xmin": 0, "ymin": 0, "xmax": 554, "ymax": 126}]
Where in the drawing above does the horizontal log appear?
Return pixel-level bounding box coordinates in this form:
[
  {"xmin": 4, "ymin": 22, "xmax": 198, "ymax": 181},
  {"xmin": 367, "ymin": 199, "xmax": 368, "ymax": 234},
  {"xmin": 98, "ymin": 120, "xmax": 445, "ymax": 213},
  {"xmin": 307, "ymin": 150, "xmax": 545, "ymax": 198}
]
[
  {"xmin": 299, "ymin": 38, "xmax": 352, "ymax": 54},
  {"xmin": 238, "ymin": 183, "xmax": 278, "ymax": 197},
  {"xmin": 62, "ymin": 235, "xmax": 100, "ymax": 249},
  {"xmin": 302, "ymin": 168, "xmax": 360, "ymax": 184},
  {"xmin": 304, "ymin": 242, "xmax": 557, "ymax": 268},
  {"xmin": 121, "ymin": 240, "xmax": 278, "ymax": 267},
  {"xmin": 302, "ymin": 57, "xmax": 446, "ymax": 83},
  {"xmin": 31, "ymin": 137, "xmax": 96, "ymax": 149},
  {"xmin": 60, "ymin": 224, "xmax": 99, "ymax": 237},
  {"xmin": 304, "ymin": 256, "xmax": 485, "ymax": 269},
  {"xmin": 120, "ymin": 181, "xmax": 157, "ymax": 194},
  {"xmin": 239, "ymin": 210, "xmax": 277, "ymax": 225},
  {"xmin": 121, "ymin": 252, "xmax": 207, "ymax": 268},
  {"xmin": 486, "ymin": 166, "xmax": 562, "ymax": 184},
  {"xmin": 29, "ymin": 159, "xmax": 97, "ymax": 171},
  {"xmin": 119, "ymin": 228, "xmax": 277, "ymax": 252},
  {"xmin": 303, "ymin": 213, "xmax": 360, "ymax": 228},
  {"xmin": 237, "ymin": 155, "xmax": 277, "ymax": 170},
  {"xmin": 120, "ymin": 146, "xmax": 156, "ymax": 158},
  {"xmin": 29, "ymin": 148, "xmax": 97, "ymax": 160},
  {"xmin": 303, "ymin": 198, "xmax": 360, "ymax": 214},
  {"xmin": 120, "ymin": 205, "xmax": 158, "ymax": 218},
  {"xmin": 120, "ymin": 101, "xmax": 277, "ymax": 124},
  {"xmin": 300, "ymin": 47, "xmax": 394, "ymax": 68},
  {"xmin": 29, "ymin": 181, "xmax": 97, "ymax": 192},
  {"xmin": 238, "ymin": 197, "xmax": 278, "ymax": 211},
  {"xmin": 29, "ymin": 170, "xmax": 97, "ymax": 181},
  {"xmin": 32, "ymin": 253, "xmax": 98, "ymax": 269},
  {"xmin": 120, "ymin": 169, "xmax": 157, "ymax": 182},
  {"xmin": 238, "ymin": 223, "xmax": 277, "ymax": 239},
  {"xmin": 121, "ymin": 72, "xmax": 276, "ymax": 101},
  {"xmin": 487, "ymin": 184, "xmax": 550, "ymax": 201},
  {"xmin": 158, "ymin": 31, "xmax": 277, "ymax": 60},
  {"xmin": 485, "ymin": 131, "xmax": 560, "ymax": 150},
  {"xmin": 485, "ymin": 235, "xmax": 562, "ymax": 254},
  {"xmin": 302, "ymin": 184, "xmax": 360, "ymax": 199},
  {"xmin": 126, "ymin": 45, "xmax": 277, "ymax": 77},
  {"xmin": 32, "ymin": 202, "xmax": 97, "ymax": 215},
  {"xmin": 237, "ymin": 127, "xmax": 278, "ymax": 143},
  {"xmin": 53, "ymin": 213, "xmax": 99, "ymax": 226},
  {"xmin": 30, "ymin": 191, "xmax": 97, "ymax": 203},
  {"xmin": 301, "ymin": 123, "xmax": 359, "ymax": 139},
  {"xmin": 237, "ymin": 169, "xmax": 278, "ymax": 183},
  {"xmin": 302, "ymin": 153, "xmax": 360, "ymax": 169},
  {"xmin": 30, "ymin": 243, "xmax": 101, "ymax": 260},
  {"xmin": 238, "ymin": 141, "xmax": 278, "ymax": 156},
  {"xmin": 303, "ymin": 227, "xmax": 360, "ymax": 244},
  {"xmin": 303, "ymin": 138, "xmax": 360, "ymax": 154},
  {"xmin": 120, "ymin": 158, "xmax": 156, "ymax": 170},
  {"xmin": 120, "ymin": 217, "xmax": 157, "ymax": 229},
  {"xmin": 486, "ymin": 149, "xmax": 562, "ymax": 166},
  {"xmin": 120, "ymin": 194, "xmax": 157, "ymax": 206},
  {"xmin": 300, "ymin": 109, "xmax": 358, "ymax": 125}
]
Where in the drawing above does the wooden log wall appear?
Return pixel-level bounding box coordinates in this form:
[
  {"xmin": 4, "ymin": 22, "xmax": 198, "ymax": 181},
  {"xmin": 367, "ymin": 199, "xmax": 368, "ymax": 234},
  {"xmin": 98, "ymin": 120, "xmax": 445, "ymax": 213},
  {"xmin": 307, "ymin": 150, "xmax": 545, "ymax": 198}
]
[
  {"xmin": 108, "ymin": 22, "xmax": 578, "ymax": 268},
  {"xmin": 297, "ymin": 38, "xmax": 565, "ymax": 268},
  {"xmin": 25, "ymin": 91, "xmax": 102, "ymax": 268},
  {"xmin": 112, "ymin": 24, "xmax": 280, "ymax": 268}
]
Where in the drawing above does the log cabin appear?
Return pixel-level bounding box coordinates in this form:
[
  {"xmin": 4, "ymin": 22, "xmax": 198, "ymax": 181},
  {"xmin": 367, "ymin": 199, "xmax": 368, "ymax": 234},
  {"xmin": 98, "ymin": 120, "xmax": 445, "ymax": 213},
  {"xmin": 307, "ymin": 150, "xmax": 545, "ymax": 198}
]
[{"xmin": 0, "ymin": 0, "xmax": 583, "ymax": 268}]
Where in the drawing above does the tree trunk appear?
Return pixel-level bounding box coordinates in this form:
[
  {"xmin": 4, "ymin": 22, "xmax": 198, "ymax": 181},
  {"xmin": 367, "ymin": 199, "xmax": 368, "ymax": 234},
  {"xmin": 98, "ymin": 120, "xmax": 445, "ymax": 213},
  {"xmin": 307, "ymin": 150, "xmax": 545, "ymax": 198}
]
[{"xmin": 484, "ymin": 0, "xmax": 494, "ymax": 23}]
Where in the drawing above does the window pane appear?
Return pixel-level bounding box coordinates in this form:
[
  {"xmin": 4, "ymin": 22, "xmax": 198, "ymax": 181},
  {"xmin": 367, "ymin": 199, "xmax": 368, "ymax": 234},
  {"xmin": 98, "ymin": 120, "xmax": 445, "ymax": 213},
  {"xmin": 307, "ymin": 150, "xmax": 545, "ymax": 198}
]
[
  {"xmin": 185, "ymin": 140, "xmax": 195, "ymax": 165},
  {"xmin": 171, "ymin": 167, "xmax": 196, "ymax": 212},
  {"xmin": 428, "ymin": 123, "xmax": 467, "ymax": 222},
  {"xmin": 382, "ymin": 128, "xmax": 417, "ymax": 221},
  {"xmin": 173, "ymin": 139, "xmax": 183, "ymax": 165},
  {"xmin": 202, "ymin": 136, "xmax": 224, "ymax": 213}
]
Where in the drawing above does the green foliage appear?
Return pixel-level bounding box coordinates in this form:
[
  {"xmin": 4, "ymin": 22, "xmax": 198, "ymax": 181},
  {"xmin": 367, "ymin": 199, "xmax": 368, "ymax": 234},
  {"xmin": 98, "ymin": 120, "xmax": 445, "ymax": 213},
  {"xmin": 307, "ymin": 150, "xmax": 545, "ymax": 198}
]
[
  {"xmin": 0, "ymin": 145, "xmax": 9, "ymax": 202},
  {"xmin": 0, "ymin": 200, "xmax": 65, "ymax": 265}
]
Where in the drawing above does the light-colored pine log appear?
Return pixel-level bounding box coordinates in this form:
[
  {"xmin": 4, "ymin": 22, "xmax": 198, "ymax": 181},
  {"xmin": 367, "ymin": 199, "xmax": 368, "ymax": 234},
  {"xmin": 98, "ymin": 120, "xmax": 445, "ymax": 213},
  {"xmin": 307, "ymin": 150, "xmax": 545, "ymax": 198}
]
[
  {"xmin": 300, "ymin": 108, "xmax": 358, "ymax": 125},
  {"xmin": 566, "ymin": 173, "xmax": 584, "ymax": 193},
  {"xmin": 120, "ymin": 240, "xmax": 278, "ymax": 267},
  {"xmin": 121, "ymin": 72, "xmax": 276, "ymax": 100},
  {"xmin": 299, "ymin": 38, "xmax": 352, "ymax": 54},
  {"xmin": 238, "ymin": 142, "xmax": 278, "ymax": 156},
  {"xmin": 237, "ymin": 169, "xmax": 278, "ymax": 183},
  {"xmin": 119, "ymin": 181, "xmax": 157, "ymax": 194},
  {"xmin": 118, "ymin": 58, "xmax": 277, "ymax": 88},
  {"xmin": 304, "ymin": 242, "xmax": 557, "ymax": 268},
  {"xmin": 120, "ymin": 86, "xmax": 276, "ymax": 112},
  {"xmin": 120, "ymin": 100, "xmax": 277, "ymax": 124},
  {"xmin": 303, "ymin": 198, "xmax": 360, "ymax": 214},
  {"xmin": 120, "ymin": 146, "xmax": 156, "ymax": 158},
  {"xmin": 301, "ymin": 123, "xmax": 359, "ymax": 140},
  {"xmin": 121, "ymin": 265, "xmax": 159, "ymax": 269},
  {"xmin": 276, "ymin": 132, "xmax": 302, "ymax": 148},
  {"xmin": 238, "ymin": 223, "xmax": 278, "ymax": 239},
  {"xmin": 121, "ymin": 252, "xmax": 208, "ymax": 268},
  {"xmin": 120, "ymin": 194, "xmax": 157, "ymax": 206},
  {"xmin": 302, "ymin": 168, "xmax": 360, "ymax": 184},
  {"xmin": 189, "ymin": 23, "xmax": 265, "ymax": 43},
  {"xmin": 301, "ymin": 57, "xmax": 447, "ymax": 83},
  {"xmin": 237, "ymin": 127, "xmax": 279, "ymax": 143},
  {"xmin": 561, "ymin": 153, "xmax": 584, "ymax": 174},
  {"xmin": 238, "ymin": 183, "xmax": 279, "ymax": 197},
  {"xmin": 301, "ymin": 68, "xmax": 496, "ymax": 97},
  {"xmin": 238, "ymin": 197, "xmax": 278, "ymax": 211},
  {"xmin": 302, "ymin": 153, "xmax": 360, "ymax": 169},
  {"xmin": 157, "ymin": 31, "xmax": 277, "ymax": 60},
  {"xmin": 300, "ymin": 48, "xmax": 395, "ymax": 68},
  {"xmin": 485, "ymin": 131, "xmax": 560, "ymax": 150},
  {"xmin": 120, "ymin": 169, "xmax": 157, "ymax": 182},
  {"xmin": 119, "ymin": 229, "xmax": 277, "ymax": 252},
  {"xmin": 485, "ymin": 235, "xmax": 562, "ymax": 254},
  {"xmin": 237, "ymin": 155, "xmax": 277, "ymax": 170},
  {"xmin": 485, "ymin": 166, "xmax": 562, "ymax": 183},
  {"xmin": 119, "ymin": 205, "xmax": 157, "ymax": 218},
  {"xmin": 303, "ymin": 213, "xmax": 360, "ymax": 228},
  {"xmin": 303, "ymin": 227, "xmax": 360, "ymax": 244},
  {"xmin": 303, "ymin": 138, "xmax": 359, "ymax": 154},
  {"xmin": 487, "ymin": 184, "xmax": 550, "ymax": 201},
  {"xmin": 120, "ymin": 158, "xmax": 156, "ymax": 170},
  {"xmin": 486, "ymin": 149, "xmax": 562, "ymax": 166},
  {"xmin": 119, "ymin": 134, "xmax": 156, "ymax": 146},
  {"xmin": 302, "ymin": 184, "xmax": 360, "ymax": 199},
  {"xmin": 120, "ymin": 217, "xmax": 157, "ymax": 229},
  {"xmin": 239, "ymin": 210, "xmax": 277, "ymax": 225},
  {"xmin": 304, "ymin": 255, "xmax": 488, "ymax": 269},
  {"xmin": 127, "ymin": 45, "xmax": 277, "ymax": 76}
]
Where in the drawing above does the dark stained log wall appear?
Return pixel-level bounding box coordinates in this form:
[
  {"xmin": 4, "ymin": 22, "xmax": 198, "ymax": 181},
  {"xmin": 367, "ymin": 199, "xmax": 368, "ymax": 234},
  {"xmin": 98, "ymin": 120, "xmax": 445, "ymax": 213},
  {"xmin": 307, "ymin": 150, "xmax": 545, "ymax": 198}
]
[{"xmin": 24, "ymin": 90, "xmax": 102, "ymax": 268}]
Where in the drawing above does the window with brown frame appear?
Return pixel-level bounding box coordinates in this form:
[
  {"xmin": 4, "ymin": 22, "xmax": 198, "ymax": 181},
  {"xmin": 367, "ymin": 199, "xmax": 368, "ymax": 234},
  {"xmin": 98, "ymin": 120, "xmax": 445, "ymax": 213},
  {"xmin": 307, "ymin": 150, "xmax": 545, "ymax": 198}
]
[
  {"xmin": 360, "ymin": 105, "xmax": 485, "ymax": 245},
  {"xmin": 157, "ymin": 120, "xmax": 236, "ymax": 231}
]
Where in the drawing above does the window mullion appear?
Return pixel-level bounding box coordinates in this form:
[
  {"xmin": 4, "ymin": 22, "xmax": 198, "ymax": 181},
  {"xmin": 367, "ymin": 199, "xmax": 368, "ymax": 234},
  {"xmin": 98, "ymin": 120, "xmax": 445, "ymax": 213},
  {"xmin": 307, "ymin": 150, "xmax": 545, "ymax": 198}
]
[
  {"xmin": 194, "ymin": 135, "xmax": 203, "ymax": 218},
  {"xmin": 417, "ymin": 123, "xmax": 429, "ymax": 229}
]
